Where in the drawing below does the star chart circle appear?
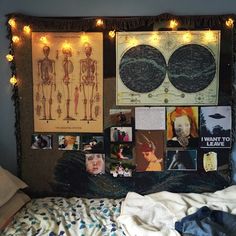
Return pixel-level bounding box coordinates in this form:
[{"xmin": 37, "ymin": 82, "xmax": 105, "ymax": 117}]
[
  {"xmin": 167, "ymin": 44, "xmax": 216, "ymax": 93},
  {"xmin": 119, "ymin": 44, "xmax": 166, "ymax": 93}
]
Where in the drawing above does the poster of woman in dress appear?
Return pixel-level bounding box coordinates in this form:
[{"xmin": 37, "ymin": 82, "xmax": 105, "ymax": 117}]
[{"xmin": 32, "ymin": 32, "xmax": 103, "ymax": 133}]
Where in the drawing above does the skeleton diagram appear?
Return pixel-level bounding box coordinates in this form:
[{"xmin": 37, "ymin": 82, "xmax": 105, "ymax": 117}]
[
  {"xmin": 37, "ymin": 46, "xmax": 56, "ymax": 120},
  {"xmin": 79, "ymin": 43, "xmax": 98, "ymax": 122},
  {"xmin": 62, "ymin": 46, "xmax": 74, "ymax": 120}
]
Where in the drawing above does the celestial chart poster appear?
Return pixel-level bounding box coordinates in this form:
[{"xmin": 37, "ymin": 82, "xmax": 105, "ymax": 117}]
[
  {"xmin": 32, "ymin": 32, "xmax": 103, "ymax": 133},
  {"xmin": 116, "ymin": 31, "xmax": 220, "ymax": 106}
]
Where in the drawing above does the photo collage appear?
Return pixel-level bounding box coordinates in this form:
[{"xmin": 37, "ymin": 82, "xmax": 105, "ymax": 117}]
[{"xmin": 31, "ymin": 106, "xmax": 232, "ymax": 177}]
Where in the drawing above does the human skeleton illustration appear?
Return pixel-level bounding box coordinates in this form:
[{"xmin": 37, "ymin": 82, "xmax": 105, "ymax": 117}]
[
  {"xmin": 37, "ymin": 45, "xmax": 56, "ymax": 120},
  {"xmin": 79, "ymin": 43, "xmax": 98, "ymax": 122}
]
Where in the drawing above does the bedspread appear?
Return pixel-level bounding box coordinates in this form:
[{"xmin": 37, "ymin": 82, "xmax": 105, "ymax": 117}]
[
  {"xmin": 117, "ymin": 186, "xmax": 236, "ymax": 236},
  {"xmin": 2, "ymin": 197, "xmax": 126, "ymax": 236}
]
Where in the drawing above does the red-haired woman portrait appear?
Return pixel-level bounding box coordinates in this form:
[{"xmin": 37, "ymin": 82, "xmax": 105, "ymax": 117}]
[{"xmin": 167, "ymin": 107, "xmax": 199, "ymax": 148}]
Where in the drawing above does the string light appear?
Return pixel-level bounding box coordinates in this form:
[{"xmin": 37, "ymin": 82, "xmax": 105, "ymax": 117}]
[
  {"xmin": 169, "ymin": 19, "xmax": 178, "ymax": 29},
  {"xmin": 128, "ymin": 37, "xmax": 138, "ymax": 47},
  {"xmin": 62, "ymin": 41, "xmax": 72, "ymax": 53},
  {"xmin": 12, "ymin": 35, "xmax": 20, "ymax": 43},
  {"xmin": 23, "ymin": 25, "xmax": 31, "ymax": 34},
  {"xmin": 226, "ymin": 18, "xmax": 234, "ymax": 28},
  {"xmin": 96, "ymin": 18, "xmax": 104, "ymax": 27},
  {"xmin": 81, "ymin": 34, "xmax": 89, "ymax": 43},
  {"xmin": 203, "ymin": 30, "xmax": 215, "ymax": 43},
  {"xmin": 8, "ymin": 18, "xmax": 16, "ymax": 28},
  {"xmin": 109, "ymin": 30, "xmax": 116, "ymax": 38},
  {"xmin": 10, "ymin": 75, "xmax": 17, "ymax": 85},
  {"xmin": 182, "ymin": 32, "xmax": 192, "ymax": 43},
  {"xmin": 39, "ymin": 36, "xmax": 48, "ymax": 45},
  {"xmin": 6, "ymin": 54, "xmax": 14, "ymax": 62}
]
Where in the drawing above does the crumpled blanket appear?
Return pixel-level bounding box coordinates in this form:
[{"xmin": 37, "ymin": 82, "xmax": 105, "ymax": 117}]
[{"xmin": 117, "ymin": 186, "xmax": 236, "ymax": 236}]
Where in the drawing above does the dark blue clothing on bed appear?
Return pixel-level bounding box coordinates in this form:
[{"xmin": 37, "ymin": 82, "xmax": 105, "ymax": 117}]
[{"xmin": 175, "ymin": 206, "xmax": 236, "ymax": 236}]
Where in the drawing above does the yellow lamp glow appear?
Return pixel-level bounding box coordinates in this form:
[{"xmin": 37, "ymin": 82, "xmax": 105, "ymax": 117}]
[
  {"xmin": 23, "ymin": 25, "xmax": 31, "ymax": 34},
  {"xmin": 182, "ymin": 32, "xmax": 192, "ymax": 43},
  {"xmin": 40, "ymin": 36, "xmax": 48, "ymax": 45},
  {"xmin": 128, "ymin": 37, "xmax": 138, "ymax": 47},
  {"xmin": 109, "ymin": 30, "xmax": 116, "ymax": 38},
  {"xmin": 203, "ymin": 30, "xmax": 215, "ymax": 43},
  {"xmin": 12, "ymin": 35, "xmax": 20, "ymax": 43},
  {"xmin": 226, "ymin": 18, "xmax": 234, "ymax": 28},
  {"xmin": 8, "ymin": 18, "xmax": 16, "ymax": 28},
  {"xmin": 6, "ymin": 54, "xmax": 14, "ymax": 62},
  {"xmin": 81, "ymin": 34, "xmax": 89, "ymax": 44},
  {"xmin": 170, "ymin": 20, "xmax": 178, "ymax": 29},
  {"xmin": 10, "ymin": 75, "xmax": 17, "ymax": 85},
  {"xmin": 62, "ymin": 41, "xmax": 72, "ymax": 51},
  {"xmin": 96, "ymin": 18, "xmax": 104, "ymax": 27}
]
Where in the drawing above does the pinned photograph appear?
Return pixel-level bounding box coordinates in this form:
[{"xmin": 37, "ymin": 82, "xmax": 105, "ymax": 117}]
[
  {"xmin": 167, "ymin": 107, "xmax": 199, "ymax": 148},
  {"xmin": 110, "ymin": 162, "xmax": 135, "ymax": 177},
  {"xmin": 200, "ymin": 106, "xmax": 231, "ymax": 148},
  {"xmin": 110, "ymin": 143, "xmax": 133, "ymax": 160},
  {"xmin": 82, "ymin": 135, "xmax": 104, "ymax": 152},
  {"xmin": 109, "ymin": 109, "xmax": 132, "ymax": 125},
  {"xmin": 166, "ymin": 150, "xmax": 197, "ymax": 171},
  {"xmin": 135, "ymin": 130, "xmax": 164, "ymax": 172},
  {"xmin": 110, "ymin": 127, "xmax": 133, "ymax": 142},
  {"xmin": 58, "ymin": 135, "xmax": 80, "ymax": 150},
  {"xmin": 31, "ymin": 134, "xmax": 52, "ymax": 149},
  {"xmin": 85, "ymin": 153, "xmax": 105, "ymax": 175}
]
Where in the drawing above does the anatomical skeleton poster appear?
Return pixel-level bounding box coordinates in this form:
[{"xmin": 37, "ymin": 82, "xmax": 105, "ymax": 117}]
[{"xmin": 32, "ymin": 32, "xmax": 103, "ymax": 132}]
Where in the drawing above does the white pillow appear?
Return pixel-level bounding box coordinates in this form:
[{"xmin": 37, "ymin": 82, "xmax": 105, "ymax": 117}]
[{"xmin": 0, "ymin": 166, "xmax": 28, "ymax": 207}]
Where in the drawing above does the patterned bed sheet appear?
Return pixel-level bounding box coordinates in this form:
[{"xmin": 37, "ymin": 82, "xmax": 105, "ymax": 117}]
[{"xmin": 1, "ymin": 197, "xmax": 126, "ymax": 236}]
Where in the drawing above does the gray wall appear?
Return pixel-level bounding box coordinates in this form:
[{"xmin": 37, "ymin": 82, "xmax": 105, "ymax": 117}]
[{"xmin": 1, "ymin": 0, "xmax": 236, "ymax": 174}]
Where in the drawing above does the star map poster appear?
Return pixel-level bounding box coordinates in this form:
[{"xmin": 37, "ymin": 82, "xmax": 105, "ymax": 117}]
[
  {"xmin": 116, "ymin": 31, "xmax": 220, "ymax": 106},
  {"xmin": 32, "ymin": 32, "xmax": 103, "ymax": 133},
  {"xmin": 200, "ymin": 106, "xmax": 232, "ymax": 148}
]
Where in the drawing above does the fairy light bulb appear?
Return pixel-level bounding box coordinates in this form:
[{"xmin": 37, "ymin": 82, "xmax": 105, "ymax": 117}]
[
  {"xmin": 109, "ymin": 30, "xmax": 116, "ymax": 38},
  {"xmin": 204, "ymin": 30, "xmax": 215, "ymax": 43},
  {"xmin": 183, "ymin": 32, "xmax": 192, "ymax": 43},
  {"xmin": 6, "ymin": 54, "xmax": 14, "ymax": 62},
  {"xmin": 23, "ymin": 25, "xmax": 31, "ymax": 34},
  {"xmin": 40, "ymin": 36, "xmax": 48, "ymax": 45},
  {"xmin": 10, "ymin": 75, "xmax": 17, "ymax": 85},
  {"xmin": 8, "ymin": 18, "xmax": 16, "ymax": 28},
  {"xmin": 12, "ymin": 35, "xmax": 20, "ymax": 43},
  {"xmin": 226, "ymin": 18, "xmax": 234, "ymax": 28},
  {"xmin": 170, "ymin": 20, "xmax": 178, "ymax": 29},
  {"xmin": 96, "ymin": 19, "xmax": 104, "ymax": 27},
  {"xmin": 81, "ymin": 34, "xmax": 89, "ymax": 44}
]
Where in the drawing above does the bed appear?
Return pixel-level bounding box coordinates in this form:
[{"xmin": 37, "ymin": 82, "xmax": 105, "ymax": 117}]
[{"xmin": 2, "ymin": 165, "xmax": 236, "ymax": 236}]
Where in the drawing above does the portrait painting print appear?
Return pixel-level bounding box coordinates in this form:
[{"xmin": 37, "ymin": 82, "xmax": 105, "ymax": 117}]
[
  {"xmin": 166, "ymin": 107, "xmax": 199, "ymax": 148},
  {"xmin": 32, "ymin": 32, "xmax": 103, "ymax": 133},
  {"xmin": 135, "ymin": 130, "xmax": 164, "ymax": 172}
]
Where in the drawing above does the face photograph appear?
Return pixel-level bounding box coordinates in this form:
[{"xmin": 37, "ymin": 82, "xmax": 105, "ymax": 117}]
[
  {"xmin": 85, "ymin": 153, "xmax": 105, "ymax": 175},
  {"xmin": 110, "ymin": 127, "xmax": 133, "ymax": 142},
  {"xmin": 58, "ymin": 135, "xmax": 80, "ymax": 150},
  {"xmin": 31, "ymin": 134, "xmax": 52, "ymax": 149}
]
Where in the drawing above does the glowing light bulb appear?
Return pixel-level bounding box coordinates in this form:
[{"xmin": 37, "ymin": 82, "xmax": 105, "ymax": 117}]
[
  {"xmin": 81, "ymin": 34, "xmax": 89, "ymax": 44},
  {"xmin": 128, "ymin": 37, "xmax": 138, "ymax": 47},
  {"xmin": 204, "ymin": 30, "xmax": 215, "ymax": 43},
  {"xmin": 10, "ymin": 75, "xmax": 17, "ymax": 85},
  {"xmin": 12, "ymin": 35, "xmax": 20, "ymax": 43},
  {"xmin": 109, "ymin": 30, "xmax": 116, "ymax": 38},
  {"xmin": 6, "ymin": 54, "xmax": 14, "ymax": 62},
  {"xmin": 96, "ymin": 19, "xmax": 104, "ymax": 27},
  {"xmin": 226, "ymin": 18, "xmax": 234, "ymax": 28},
  {"xmin": 8, "ymin": 18, "xmax": 16, "ymax": 28},
  {"xmin": 39, "ymin": 36, "xmax": 48, "ymax": 45},
  {"xmin": 183, "ymin": 32, "xmax": 192, "ymax": 43},
  {"xmin": 23, "ymin": 25, "xmax": 31, "ymax": 34},
  {"xmin": 169, "ymin": 20, "xmax": 178, "ymax": 29}
]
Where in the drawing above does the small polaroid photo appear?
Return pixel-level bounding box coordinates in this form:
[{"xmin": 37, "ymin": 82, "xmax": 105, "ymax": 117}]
[
  {"xmin": 31, "ymin": 134, "xmax": 52, "ymax": 150},
  {"xmin": 166, "ymin": 150, "xmax": 197, "ymax": 171},
  {"xmin": 109, "ymin": 162, "xmax": 135, "ymax": 177},
  {"xmin": 109, "ymin": 109, "xmax": 132, "ymax": 125},
  {"xmin": 85, "ymin": 153, "xmax": 105, "ymax": 175},
  {"xmin": 110, "ymin": 126, "xmax": 133, "ymax": 142},
  {"xmin": 110, "ymin": 143, "xmax": 133, "ymax": 160},
  {"xmin": 82, "ymin": 135, "xmax": 104, "ymax": 152},
  {"xmin": 58, "ymin": 135, "xmax": 80, "ymax": 150}
]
